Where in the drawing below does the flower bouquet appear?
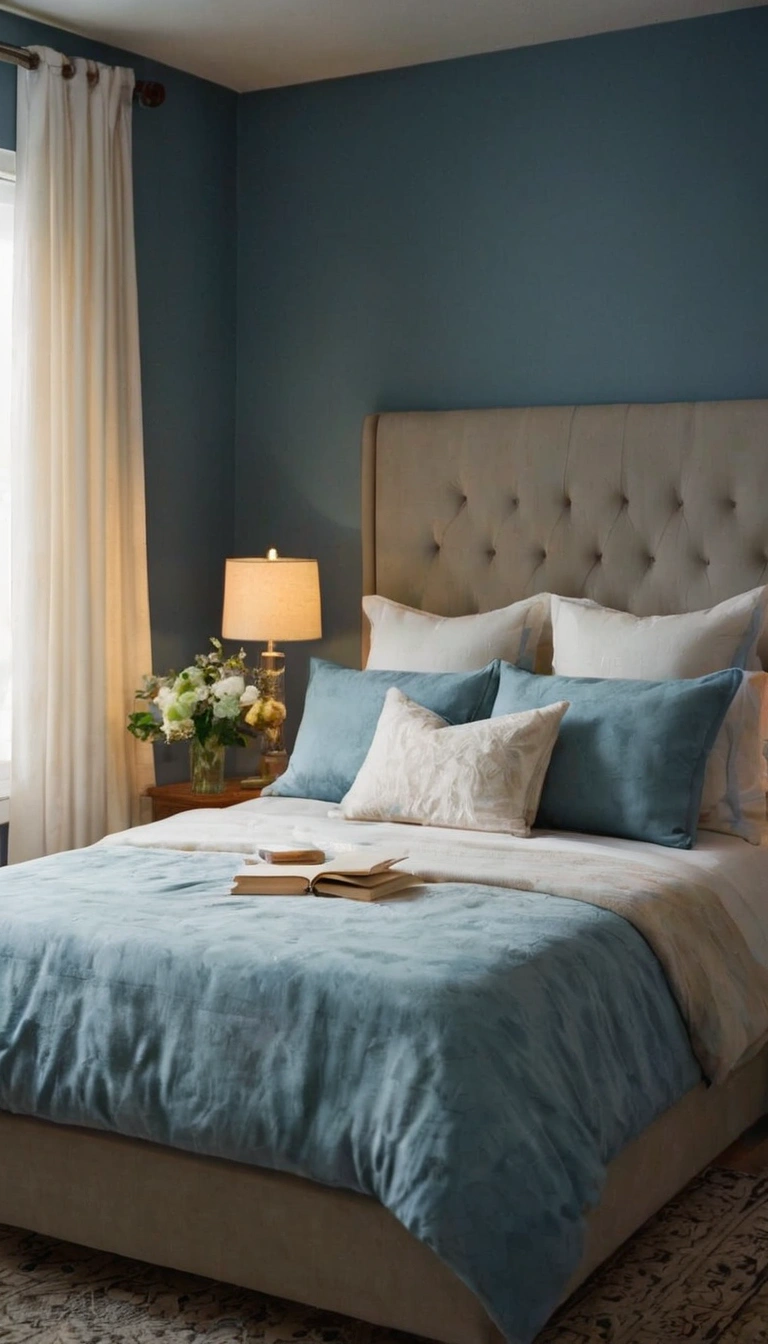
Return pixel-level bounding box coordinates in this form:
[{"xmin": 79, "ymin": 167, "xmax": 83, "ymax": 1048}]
[{"xmin": 127, "ymin": 638, "xmax": 286, "ymax": 793}]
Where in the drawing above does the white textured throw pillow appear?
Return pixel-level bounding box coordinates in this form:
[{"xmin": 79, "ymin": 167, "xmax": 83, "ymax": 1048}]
[
  {"xmin": 363, "ymin": 594, "xmax": 548, "ymax": 673},
  {"xmin": 551, "ymin": 590, "xmax": 768, "ymax": 845},
  {"xmin": 341, "ymin": 687, "xmax": 569, "ymax": 837}
]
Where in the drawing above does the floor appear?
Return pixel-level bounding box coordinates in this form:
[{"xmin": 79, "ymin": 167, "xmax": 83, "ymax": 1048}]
[{"xmin": 538, "ymin": 1112, "xmax": 768, "ymax": 1342}]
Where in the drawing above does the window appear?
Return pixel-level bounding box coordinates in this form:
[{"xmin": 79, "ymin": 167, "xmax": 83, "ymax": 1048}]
[{"xmin": 0, "ymin": 147, "xmax": 14, "ymax": 822}]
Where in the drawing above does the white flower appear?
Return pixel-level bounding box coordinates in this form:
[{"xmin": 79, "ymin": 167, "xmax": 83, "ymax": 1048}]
[
  {"xmin": 239, "ymin": 684, "xmax": 260, "ymax": 707},
  {"xmin": 156, "ymin": 686, "xmax": 175, "ymax": 712},
  {"xmin": 213, "ymin": 674, "xmax": 245, "ymax": 700},
  {"xmin": 212, "ymin": 693, "xmax": 242, "ymax": 720},
  {"xmin": 159, "ymin": 688, "xmax": 200, "ymax": 733},
  {"xmin": 173, "ymin": 667, "xmax": 208, "ymax": 703},
  {"xmin": 175, "ymin": 690, "xmax": 200, "ymax": 717},
  {"xmin": 174, "ymin": 665, "xmax": 205, "ymax": 690}
]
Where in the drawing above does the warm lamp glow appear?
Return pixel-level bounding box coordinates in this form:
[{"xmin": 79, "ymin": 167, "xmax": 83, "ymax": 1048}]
[{"xmin": 222, "ymin": 552, "xmax": 322, "ymax": 643}]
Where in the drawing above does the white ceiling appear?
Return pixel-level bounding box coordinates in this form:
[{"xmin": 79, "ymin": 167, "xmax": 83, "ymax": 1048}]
[{"xmin": 2, "ymin": 0, "xmax": 765, "ymax": 92}]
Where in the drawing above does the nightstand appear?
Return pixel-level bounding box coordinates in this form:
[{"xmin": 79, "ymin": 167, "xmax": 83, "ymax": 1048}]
[{"xmin": 145, "ymin": 780, "xmax": 260, "ymax": 822}]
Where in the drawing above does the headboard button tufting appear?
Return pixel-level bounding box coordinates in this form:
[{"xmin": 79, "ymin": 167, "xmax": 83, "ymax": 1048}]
[{"xmin": 363, "ymin": 400, "xmax": 768, "ymax": 673}]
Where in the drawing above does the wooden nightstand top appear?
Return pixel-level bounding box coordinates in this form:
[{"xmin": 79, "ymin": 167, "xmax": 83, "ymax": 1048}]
[{"xmin": 146, "ymin": 779, "xmax": 260, "ymax": 820}]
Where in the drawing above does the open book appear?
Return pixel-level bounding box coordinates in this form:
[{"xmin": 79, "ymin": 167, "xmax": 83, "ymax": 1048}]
[{"xmin": 230, "ymin": 850, "xmax": 418, "ymax": 901}]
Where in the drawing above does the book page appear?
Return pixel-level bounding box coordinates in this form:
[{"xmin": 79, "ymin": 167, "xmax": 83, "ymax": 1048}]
[{"xmin": 236, "ymin": 848, "xmax": 407, "ymax": 883}]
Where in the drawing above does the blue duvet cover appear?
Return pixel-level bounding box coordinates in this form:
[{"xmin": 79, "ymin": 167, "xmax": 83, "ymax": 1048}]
[{"xmin": 0, "ymin": 844, "xmax": 700, "ymax": 1343}]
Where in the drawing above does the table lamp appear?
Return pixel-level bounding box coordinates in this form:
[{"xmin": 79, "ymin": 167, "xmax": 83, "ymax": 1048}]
[{"xmin": 222, "ymin": 549, "xmax": 322, "ymax": 785}]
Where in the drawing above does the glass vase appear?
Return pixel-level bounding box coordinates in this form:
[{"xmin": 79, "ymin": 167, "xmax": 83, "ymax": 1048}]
[{"xmin": 189, "ymin": 738, "xmax": 226, "ymax": 794}]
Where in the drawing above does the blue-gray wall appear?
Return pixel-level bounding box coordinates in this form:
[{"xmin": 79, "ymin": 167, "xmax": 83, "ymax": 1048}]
[
  {"xmin": 235, "ymin": 5, "xmax": 768, "ymax": 728},
  {"xmin": 0, "ymin": 12, "xmax": 239, "ymax": 784},
  {"xmin": 0, "ymin": 3, "xmax": 767, "ymax": 791}
]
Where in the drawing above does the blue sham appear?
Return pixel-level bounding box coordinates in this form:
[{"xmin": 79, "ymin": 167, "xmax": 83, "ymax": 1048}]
[
  {"xmin": 266, "ymin": 657, "xmax": 500, "ymax": 803},
  {"xmin": 491, "ymin": 664, "xmax": 741, "ymax": 848}
]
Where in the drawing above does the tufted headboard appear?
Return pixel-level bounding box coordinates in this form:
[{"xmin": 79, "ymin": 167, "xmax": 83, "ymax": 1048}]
[{"xmin": 361, "ymin": 400, "xmax": 768, "ymax": 664}]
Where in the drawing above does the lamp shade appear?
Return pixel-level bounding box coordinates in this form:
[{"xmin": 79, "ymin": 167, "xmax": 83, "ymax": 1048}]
[{"xmin": 222, "ymin": 555, "xmax": 322, "ymax": 643}]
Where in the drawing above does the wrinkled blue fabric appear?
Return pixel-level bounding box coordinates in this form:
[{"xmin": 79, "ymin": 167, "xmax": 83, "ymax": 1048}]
[{"xmin": 0, "ymin": 844, "xmax": 701, "ymax": 1343}]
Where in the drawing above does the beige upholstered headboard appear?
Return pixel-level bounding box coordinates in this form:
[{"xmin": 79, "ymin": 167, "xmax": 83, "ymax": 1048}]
[{"xmin": 362, "ymin": 400, "xmax": 768, "ymax": 664}]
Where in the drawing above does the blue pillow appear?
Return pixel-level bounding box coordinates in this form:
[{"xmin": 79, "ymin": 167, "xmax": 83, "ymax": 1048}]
[
  {"xmin": 266, "ymin": 658, "xmax": 500, "ymax": 804},
  {"xmin": 491, "ymin": 664, "xmax": 741, "ymax": 848}
]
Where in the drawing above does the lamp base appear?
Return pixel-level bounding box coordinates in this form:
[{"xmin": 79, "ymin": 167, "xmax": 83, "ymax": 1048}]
[
  {"xmin": 263, "ymin": 748, "xmax": 288, "ymax": 778},
  {"xmin": 239, "ymin": 646, "xmax": 290, "ymax": 791},
  {"xmin": 240, "ymin": 750, "xmax": 288, "ymax": 791}
]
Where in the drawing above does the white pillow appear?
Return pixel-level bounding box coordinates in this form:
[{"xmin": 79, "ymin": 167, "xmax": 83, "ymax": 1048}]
[
  {"xmin": 698, "ymin": 670, "xmax": 768, "ymax": 845},
  {"xmin": 551, "ymin": 589, "xmax": 768, "ymax": 680},
  {"xmin": 551, "ymin": 590, "xmax": 768, "ymax": 845},
  {"xmin": 340, "ymin": 687, "xmax": 568, "ymax": 837},
  {"xmin": 363, "ymin": 594, "xmax": 548, "ymax": 674}
]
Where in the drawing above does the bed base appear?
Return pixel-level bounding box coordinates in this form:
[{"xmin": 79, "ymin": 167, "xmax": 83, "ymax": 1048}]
[{"xmin": 1, "ymin": 1044, "xmax": 766, "ymax": 1344}]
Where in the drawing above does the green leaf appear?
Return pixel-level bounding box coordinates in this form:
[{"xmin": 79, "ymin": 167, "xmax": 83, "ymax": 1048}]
[{"xmin": 127, "ymin": 711, "xmax": 162, "ymax": 742}]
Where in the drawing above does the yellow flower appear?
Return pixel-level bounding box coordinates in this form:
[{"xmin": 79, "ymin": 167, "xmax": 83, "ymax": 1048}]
[
  {"xmin": 244, "ymin": 700, "xmax": 264, "ymax": 729},
  {"xmin": 244, "ymin": 696, "xmax": 286, "ymax": 729},
  {"xmin": 262, "ymin": 698, "xmax": 286, "ymax": 725}
]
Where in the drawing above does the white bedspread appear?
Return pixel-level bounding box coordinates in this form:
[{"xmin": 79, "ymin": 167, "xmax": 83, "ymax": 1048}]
[{"xmin": 104, "ymin": 795, "xmax": 768, "ymax": 966}]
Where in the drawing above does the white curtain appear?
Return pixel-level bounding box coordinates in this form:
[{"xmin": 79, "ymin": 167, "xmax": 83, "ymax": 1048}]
[
  {"xmin": 0, "ymin": 169, "xmax": 14, "ymax": 792},
  {"xmin": 10, "ymin": 46, "xmax": 154, "ymax": 862}
]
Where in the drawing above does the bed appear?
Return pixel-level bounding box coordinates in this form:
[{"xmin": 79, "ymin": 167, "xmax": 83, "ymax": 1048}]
[{"xmin": 2, "ymin": 398, "xmax": 768, "ymax": 1344}]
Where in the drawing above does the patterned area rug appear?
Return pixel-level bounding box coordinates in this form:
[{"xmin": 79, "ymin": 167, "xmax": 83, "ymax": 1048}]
[
  {"xmin": 541, "ymin": 1166, "xmax": 768, "ymax": 1342},
  {"xmin": 1, "ymin": 1166, "xmax": 768, "ymax": 1342}
]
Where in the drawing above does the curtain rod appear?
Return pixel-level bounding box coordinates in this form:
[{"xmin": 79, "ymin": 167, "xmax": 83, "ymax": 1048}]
[{"xmin": 0, "ymin": 39, "xmax": 165, "ymax": 106}]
